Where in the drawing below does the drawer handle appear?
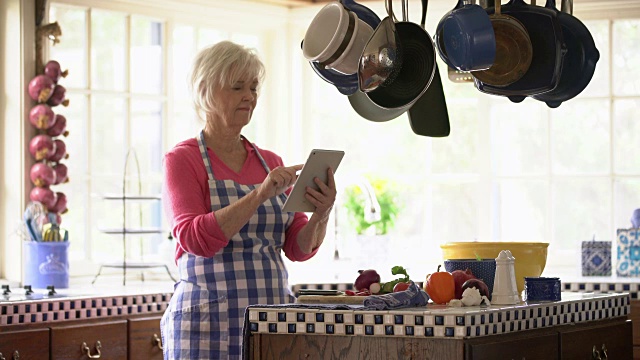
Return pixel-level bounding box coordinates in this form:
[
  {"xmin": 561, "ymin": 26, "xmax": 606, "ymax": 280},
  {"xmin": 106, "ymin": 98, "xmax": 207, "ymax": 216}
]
[
  {"xmin": 152, "ymin": 333, "xmax": 163, "ymax": 350},
  {"xmin": 11, "ymin": 351, "xmax": 19, "ymax": 360},
  {"xmin": 592, "ymin": 346, "xmax": 601, "ymax": 360},
  {"xmin": 0, "ymin": 352, "xmax": 5, "ymax": 360},
  {"xmin": 82, "ymin": 341, "xmax": 102, "ymax": 359},
  {"xmin": 600, "ymin": 344, "xmax": 608, "ymax": 359}
]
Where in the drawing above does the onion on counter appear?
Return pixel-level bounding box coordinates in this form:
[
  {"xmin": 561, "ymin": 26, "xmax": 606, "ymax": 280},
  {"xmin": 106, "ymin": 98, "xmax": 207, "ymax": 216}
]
[
  {"xmin": 354, "ymin": 269, "xmax": 381, "ymax": 292},
  {"xmin": 29, "ymin": 104, "xmax": 56, "ymax": 130},
  {"xmin": 48, "ymin": 192, "xmax": 68, "ymax": 214},
  {"xmin": 53, "ymin": 163, "xmax": 68, "ymax": 184},
  {"xmin": 28, "ymin": 75, "xmax": 55, "ymax": 103},
  {"xmin": 30, "ymin": 162, "xmax": 57, "ymax": 187}
]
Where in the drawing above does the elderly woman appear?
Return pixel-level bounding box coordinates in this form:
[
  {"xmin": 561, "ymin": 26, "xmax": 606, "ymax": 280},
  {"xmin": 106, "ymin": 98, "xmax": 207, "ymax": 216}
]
[{"xmin": 160, "ymin": 41, "xmax": 336, "ymax": 359}]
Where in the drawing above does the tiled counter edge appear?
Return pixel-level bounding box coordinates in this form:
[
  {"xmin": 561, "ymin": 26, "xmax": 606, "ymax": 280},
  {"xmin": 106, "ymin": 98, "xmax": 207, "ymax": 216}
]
[
  {"xmin": 0, "ymin": 292, "xmax": 173, "ymax": 326},
  {"xmin": 248, "ymin": 293, "xmax": 630, "ymax": 339}
]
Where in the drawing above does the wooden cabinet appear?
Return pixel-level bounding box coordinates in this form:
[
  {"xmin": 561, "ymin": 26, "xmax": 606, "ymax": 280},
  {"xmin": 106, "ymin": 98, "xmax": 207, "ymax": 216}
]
[
  {"xmin": 465, "ymin": 329, "xmax": 559, "ymax": 360},
  {"xmin": 50, "ymin": 319, "xmax": 127, "ymax": 360},
  {"xmin": 0, "ymin": 328, "xmax": 49, "ymax": 360},
  {"xmin": 250, "ymin": 318, "xmax": 632, "ymax": 360},
  {"xmin": 128, "ymin": 316, "xmax": 163, "ymax": 360},
  {"xmin": 559, "ymin": 319, "xmax": 633, "ymax": 359},
  {"xmin": 630, "ymin": 300, "xmax": 640, "ymax": 359}
]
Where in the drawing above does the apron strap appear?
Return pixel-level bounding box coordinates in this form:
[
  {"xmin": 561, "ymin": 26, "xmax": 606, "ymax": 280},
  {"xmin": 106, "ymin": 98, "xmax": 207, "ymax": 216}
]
[{"xmin": 198, "ymin": 130, "xmax": 216, "ymax": 181}]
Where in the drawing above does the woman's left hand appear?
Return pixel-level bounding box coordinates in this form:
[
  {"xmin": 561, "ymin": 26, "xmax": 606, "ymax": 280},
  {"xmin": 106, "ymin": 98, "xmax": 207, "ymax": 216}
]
[{"xmin": 305, "ymin": 168, "xmax": 337, "ymax": 217}]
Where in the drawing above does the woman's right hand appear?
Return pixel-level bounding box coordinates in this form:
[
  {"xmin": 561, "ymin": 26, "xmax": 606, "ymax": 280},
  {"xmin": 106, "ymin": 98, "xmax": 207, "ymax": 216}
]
[{"xmin": 257, "ymin": 164, "xmax": 303, "ymax": 201}]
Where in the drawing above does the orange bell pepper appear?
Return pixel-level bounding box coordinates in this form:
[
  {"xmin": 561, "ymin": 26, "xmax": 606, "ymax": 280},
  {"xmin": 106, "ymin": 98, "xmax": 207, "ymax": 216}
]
[{"xmin": 425, "ymin": 265, "xmax": 455, "ymax": 304}]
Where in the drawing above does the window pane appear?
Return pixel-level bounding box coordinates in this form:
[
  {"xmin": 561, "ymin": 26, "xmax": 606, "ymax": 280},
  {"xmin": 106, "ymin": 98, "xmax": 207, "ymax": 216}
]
[
  {"xmin": 613, "ymin": 99, "xmax": 640, "ymax": 174},
  {"xmin": 551, "ymin": 99, "xmax": 610, "ymax": 174},
  {"xmin": 499, "ymin": 180, "xmax": 548, "ymax": 241},
  {"xmin": 580, "ymin": 20, "xmax": 610, "ymax": 98},
  {"xmin": 91, "ymin": 10, "xmax": 126, "ymax": 90},
  {"xmin": 131, "ymin": 17, "xmax": 164, "ymax": 94},
  {"xmin": 91, "ymin": 96, "xmax": 126, "ymax": 176},
  {"xmin": 613, "ymin": 19, "xmax": 640, "ymax": 96},
  {"xmin": 432, "ymin": 99, "xmax": 480, "ymax": 174},
  {"xmin": 49, "ymin": 6, "xmax": 88, "ymax": 88},
  {"xmin": 197, "ymin": 28, "xmax": 226, "ymax": 50},
  {"xmin": 552, "ymin": 179, "xmax": 610, "ymax": 249},
  {"xmin": 615, "ymin": 179, "xmax": 640, "ymax": 229},
  {"xmin": 131, "ymin": 100, "xmax": 163, "ymax": 176},
  {"xmin": 432, "ymin": 182, "xmax": 479, "ymax": 242},
  {"xmin": 492, "ymin": 102, "xmax": 548, "ymax": 175},
  {"xmin": 172, "ymin": 25, "xmax": 195, "ymax": 101}
]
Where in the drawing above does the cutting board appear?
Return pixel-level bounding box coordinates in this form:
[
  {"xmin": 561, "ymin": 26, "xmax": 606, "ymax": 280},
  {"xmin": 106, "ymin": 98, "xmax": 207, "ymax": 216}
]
[{"xmin": 296, "ymin": 295, "xmax": 366, "ymax": 305}]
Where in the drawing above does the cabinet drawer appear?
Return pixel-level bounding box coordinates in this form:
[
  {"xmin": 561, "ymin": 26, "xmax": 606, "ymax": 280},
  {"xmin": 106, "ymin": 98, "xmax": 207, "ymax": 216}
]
[
  {"xmin": 0, "ymin": 328, "xmax": 49, "ymax": 360},
  {"xmin": 630, "ymin": 301, "xmax": 640, "ymax": 346},
  {"xmin": 128, "ymin": 316, "xmax": 163, "ymax": 360},
  {"xmin": 559, "ymin": 319, "xmax": 632, "ymax": 359},
  {"xmin": 51, "ymin": 319, "xmax": 127, "ymax": 360},
  {"xmin": 465, "ymin": 332, "xmax": 559, "ymax": 360}
]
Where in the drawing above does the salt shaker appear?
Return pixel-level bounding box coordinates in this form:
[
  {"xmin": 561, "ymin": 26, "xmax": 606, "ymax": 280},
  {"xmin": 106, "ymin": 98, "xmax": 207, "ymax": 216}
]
[{"xmin": 491, "ymin": 250, "xmax": 520, "ymax": 304}]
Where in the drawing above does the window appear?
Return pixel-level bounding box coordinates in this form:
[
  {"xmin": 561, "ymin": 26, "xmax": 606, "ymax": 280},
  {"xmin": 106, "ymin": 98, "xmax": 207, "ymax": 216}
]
[
  {"xmin": 47, "ymin": 2, "xmax": 275, "ymax": 278},
  {"xmin": 31, "ymin": 2, "xmax": 640, "ymax": 285}
]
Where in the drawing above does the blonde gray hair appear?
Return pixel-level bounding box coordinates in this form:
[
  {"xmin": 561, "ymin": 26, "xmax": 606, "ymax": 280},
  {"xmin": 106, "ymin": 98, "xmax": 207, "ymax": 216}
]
[{"xmin": 189, "ymin": 41, "xmax": 265, "ymax": 120}]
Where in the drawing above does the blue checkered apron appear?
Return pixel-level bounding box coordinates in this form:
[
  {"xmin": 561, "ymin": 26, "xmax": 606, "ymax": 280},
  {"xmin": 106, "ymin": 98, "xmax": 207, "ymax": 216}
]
[{"xmin": 161, "ymin": 131, "xmax": 294, "ymax": 359}]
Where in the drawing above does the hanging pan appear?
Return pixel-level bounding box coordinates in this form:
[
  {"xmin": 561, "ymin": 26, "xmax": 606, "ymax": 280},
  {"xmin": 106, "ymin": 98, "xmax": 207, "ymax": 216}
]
[
  {"xmin": 474, "ymin": 0, "xmax": 567, "ymax": 103},
  {"xmin": 366, "ymin": 0, "xmax": 436, "ymax": 111},
  {"xmin": 532, "ymin": 0, "xmax": 600, "ymax": 108},
  {"xmin": 471, "ymin": 0, "xmax": 532, "ymax": 87}
]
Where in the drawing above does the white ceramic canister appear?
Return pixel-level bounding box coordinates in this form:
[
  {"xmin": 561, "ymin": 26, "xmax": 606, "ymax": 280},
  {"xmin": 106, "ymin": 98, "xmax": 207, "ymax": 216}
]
[{"xmin": 491, "ymin": 250, "xmax": 520, "ymax": 305}]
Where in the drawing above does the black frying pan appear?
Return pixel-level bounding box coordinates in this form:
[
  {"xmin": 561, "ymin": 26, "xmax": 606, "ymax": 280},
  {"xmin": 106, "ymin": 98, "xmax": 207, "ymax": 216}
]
[
  {"xmin": 475, "ymin": 0, "xmax": 567, "ymax": 103},
  {"xmin": 532, "ymin": 0, "xmax": 599, "ymax": 108}
]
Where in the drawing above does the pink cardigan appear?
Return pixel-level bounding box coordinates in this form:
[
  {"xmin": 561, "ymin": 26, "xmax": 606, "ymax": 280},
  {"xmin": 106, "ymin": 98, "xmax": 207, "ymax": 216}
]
[{"xmin": 162, "ymin": 137, "xmax": 316, "ymax": 263}]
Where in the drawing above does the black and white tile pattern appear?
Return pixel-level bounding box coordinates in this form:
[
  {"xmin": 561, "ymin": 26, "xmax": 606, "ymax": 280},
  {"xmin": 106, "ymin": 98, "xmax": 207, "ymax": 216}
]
[{"xmin": 248, "ymin": 292, "xmax": 630, "ymax": 339}]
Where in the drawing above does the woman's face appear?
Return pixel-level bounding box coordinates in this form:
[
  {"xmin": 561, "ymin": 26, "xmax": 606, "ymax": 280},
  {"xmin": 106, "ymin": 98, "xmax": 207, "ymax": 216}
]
[{"xmin": 212, "ymin": 76, "xmax": 258, "ymax": 130}]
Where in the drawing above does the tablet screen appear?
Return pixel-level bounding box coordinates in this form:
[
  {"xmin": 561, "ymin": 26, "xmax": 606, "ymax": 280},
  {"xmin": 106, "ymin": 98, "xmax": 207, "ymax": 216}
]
[{"xmin": 282, "ymin": 149, "xmax": 345, "ymax": 212}]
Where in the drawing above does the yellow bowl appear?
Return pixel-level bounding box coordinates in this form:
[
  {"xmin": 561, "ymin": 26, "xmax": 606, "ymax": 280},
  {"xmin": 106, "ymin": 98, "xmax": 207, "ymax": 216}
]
[{"xmin": 440, "ymin": 242, "xmax": 549, "ymax": 294}]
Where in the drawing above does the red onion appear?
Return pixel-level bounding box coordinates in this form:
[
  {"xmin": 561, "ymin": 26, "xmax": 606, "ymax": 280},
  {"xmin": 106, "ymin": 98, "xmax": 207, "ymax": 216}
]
[
  {"xmin": 46, "ymin": 85, "xmax": 69, "ymax": 107},
  {"xmin": 53, "ymin": 163, "xmax": 68, "ymax": 184},
  {"xmin": 29, "ymin": 135, "xmax": 56, "ymax": 161},
  {"xmin": 46, "ymin": 114, "xmax": 68, "ymax": 137},
  {"xmin": 30, "ymin": 162, "xmax": 57, "ymax": 187},
  {"xmin": 48, "ymin": 139, "xmax": 67, "ymax": 162},
  {"xmin": 44, "ymin": 60, "xmax": 68, "ymax": 84},
  {"xmin": 354, "ymin": 269, "xmax": 381, "ymax": 291},
  {"xmin": 49, "ymin": 192, "xmax": 68, "ymax": 214},
  {"xmin": 29, "ymin": 104, "xmax": 56, "ymax": 130},
  {"xmin": 30, "ymin": 186, "xmax": 57, "ymax": 209},
  {"xmin": 28, "ymin": 75, "xmax": 55, "ymax": 103}
]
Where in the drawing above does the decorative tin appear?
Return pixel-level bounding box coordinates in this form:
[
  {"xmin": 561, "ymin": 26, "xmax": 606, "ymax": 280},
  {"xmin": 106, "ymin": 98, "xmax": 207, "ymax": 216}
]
[
  {"xmin": 616, "ymin": 228, "xmax": 640, "ymax": 277},
  {"xmin": 523, "ymin": 277, "xmax": 561, "ymax": 302},
  {"xmin": 581, "ymin": 240, "xmax": 611, "ymax": 276}
]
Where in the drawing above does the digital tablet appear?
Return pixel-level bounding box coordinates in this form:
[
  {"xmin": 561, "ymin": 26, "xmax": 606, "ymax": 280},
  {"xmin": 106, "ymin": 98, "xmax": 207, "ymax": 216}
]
[{"xmin": 282, "ymin": 149, "xmax": 345, "ymax": 213}]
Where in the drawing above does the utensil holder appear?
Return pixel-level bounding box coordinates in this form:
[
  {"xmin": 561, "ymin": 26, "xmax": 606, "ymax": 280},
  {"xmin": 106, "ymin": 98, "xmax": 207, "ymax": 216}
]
[
  {"xmin": 523, "ymin": 277, "xmax": 561, "ymax": 302},
  {"xmin": 23, "ymin": 241, "xmax": 69, "ymax": 289}
]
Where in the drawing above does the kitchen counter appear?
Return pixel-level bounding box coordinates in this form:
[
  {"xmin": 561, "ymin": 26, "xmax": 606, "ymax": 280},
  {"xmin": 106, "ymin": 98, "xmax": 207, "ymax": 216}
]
[{"xmin": 246, "ymin": 292, "xmax": 633, "ymax": 359}]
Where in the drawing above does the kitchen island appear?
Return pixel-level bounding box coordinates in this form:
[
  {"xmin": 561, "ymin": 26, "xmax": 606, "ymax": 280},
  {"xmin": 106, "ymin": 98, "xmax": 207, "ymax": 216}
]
[{"xmin": 246, "ymin": 292, "xmax": 632, "ymax": 359}]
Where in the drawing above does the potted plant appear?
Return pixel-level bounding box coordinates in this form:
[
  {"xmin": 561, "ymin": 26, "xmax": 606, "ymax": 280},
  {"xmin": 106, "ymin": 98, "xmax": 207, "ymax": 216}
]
[{"xmin": 342, "ymin": 177, "xmax": 401, "ymax": 236}]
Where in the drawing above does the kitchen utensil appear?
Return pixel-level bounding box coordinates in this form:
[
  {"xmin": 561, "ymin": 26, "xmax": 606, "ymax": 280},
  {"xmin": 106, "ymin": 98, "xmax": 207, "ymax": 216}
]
[
  {"xmin": 475, "ymin": 0, "xmax": 567, "ymax": 103},
  {"xmin": 441, "ymin": 0, "xmax": 496, "ymax": 71},
  {"xmin": 358, "ymin": 0, "xmax": 403, "ymax": 92},
  {"xmin": 408, "ymin": 64, "xmax": 450, "ymax": 137},
  {"xmin": 407, "ymin": 0, "xmax": 450, "ymax": 137},
  {"xmin": 447, "ymin": 66, "xmax": 474, "ymax": 83},
  {"xmin": 367, "ymin": 0, "xmax": 436, "ymax": 111},
  {"xmin": 348, "ymin": 89, "xmax": 407, "ymax": 122},
  {"xmin": 306, "ymin": 0, "xmax": 381, "ymax": 95},
  {"xmin": 303, "ymin": 2, "xmax": 374, "ymax": 75},
  {"xmin": 532, "ymin": 0, "xmax": 599, "ymax": 108},
  {"xmin": 471, "ymin": 0, "xmax": 532, "ymax": 87}
]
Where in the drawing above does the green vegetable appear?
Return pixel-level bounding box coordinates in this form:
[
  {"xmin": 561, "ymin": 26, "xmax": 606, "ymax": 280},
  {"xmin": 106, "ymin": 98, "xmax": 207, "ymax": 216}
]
[
  {"xmin": 380, "ymin": 266, "xmax": 411, "ymax": 293},
  {"xmin": 474, "ymin": 252, "xmax": 482, "ymax": 261}
]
